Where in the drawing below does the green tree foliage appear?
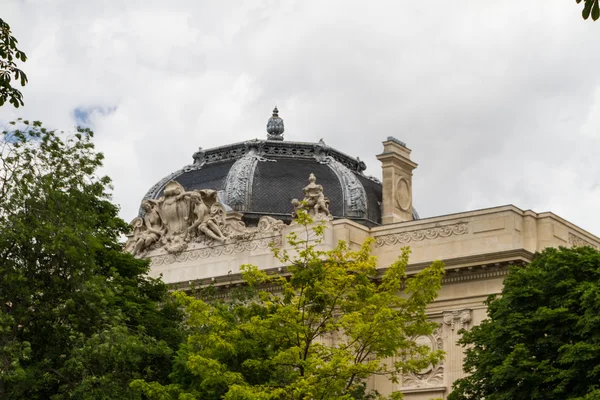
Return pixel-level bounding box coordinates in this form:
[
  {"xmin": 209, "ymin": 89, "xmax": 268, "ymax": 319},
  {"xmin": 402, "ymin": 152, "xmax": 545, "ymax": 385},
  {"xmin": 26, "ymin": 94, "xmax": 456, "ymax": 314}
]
[
  {"xmin": 0, "ymin": 18, "xmax": 27, "ymax": 108},
  {"xmin": 578, "ymin": 0, "xmax": 600, "ymax": 20},
  {"xmin": 449, "ymin": 246, "xmax": 600, "ymax": 400},
  {"xmin": 132, "ymin": 212, "xmax": 445, "ymax": 400},
  {"xmin": 0, "ymin": 120, "xmax": 183, "ymax": 399}
]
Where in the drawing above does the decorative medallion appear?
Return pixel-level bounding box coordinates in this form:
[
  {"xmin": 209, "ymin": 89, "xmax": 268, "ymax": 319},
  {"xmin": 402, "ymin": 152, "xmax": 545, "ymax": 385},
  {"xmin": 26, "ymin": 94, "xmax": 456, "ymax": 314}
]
[
  {"xmin": 402, "ymin": 325, "xmax": 444, "ymax": 388},
  {"xmin": 395, "ymin": 176, "xmax": 411, "ymax": 211}
]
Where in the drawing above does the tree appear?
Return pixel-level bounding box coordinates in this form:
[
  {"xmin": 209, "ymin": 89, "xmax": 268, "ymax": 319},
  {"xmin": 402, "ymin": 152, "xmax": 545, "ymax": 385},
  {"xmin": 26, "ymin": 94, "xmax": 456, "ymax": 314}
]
[
  {"xmin": 132, "ymin": 212, "xmax": 446, "ymax": 400},
  {"xmin": 448, "ymin": 246, "xmax": 600, "ymax": 400},
  {"xmin": 577, "ymin": 0, "xmax": 600, "ymax": 20},
  {"xmin": 0, "ymin": 18, "xmax": 27, "ymax": 108},
  {"xmin": 0, "ymin": 120, "xmax": 183, "ymax": 399}
]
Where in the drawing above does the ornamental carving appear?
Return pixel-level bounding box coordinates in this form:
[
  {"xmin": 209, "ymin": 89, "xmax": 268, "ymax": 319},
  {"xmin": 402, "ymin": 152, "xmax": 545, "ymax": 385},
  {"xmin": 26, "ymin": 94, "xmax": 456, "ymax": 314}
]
[
  {"xmin": 568, "ymin": 232, "xmax": 597, "ymax": 249},
  {"xmin": 314, "ymin": 142, "xmax": 367, "ymax": 217},
  {"xmin": 225, "ymin": 140, "xmax": 273, "ymax": 210},
  {"xmin": 150, "ymin": 235, "xmax": 283, "ymax": 266},
  {"xmin": 266, "ymin": 106, "xmax": 284, "ymax": 140},
  {"xmin": 125, "ymin": 181, "xmax": 287, "ymax": 257},
  {"xmin": 374, "ymin": 222, "xmax": 469, "ymax": 247},
  {"xmin": 403, "ymin": 325, "xmax": 444, "ymax": 388},
  {"xmin": 292, "ymin": 173, "xmax": 333, "ymax": 221},
  {"xmin": 443, "ymin": 309, "xmax": 472, "ymax": 331}
]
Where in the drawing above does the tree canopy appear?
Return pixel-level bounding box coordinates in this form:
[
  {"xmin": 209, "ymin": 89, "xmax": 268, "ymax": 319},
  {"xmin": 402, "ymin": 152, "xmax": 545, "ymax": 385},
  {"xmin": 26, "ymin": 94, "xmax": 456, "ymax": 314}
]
[
  {"xmin": 0, "ymin": 120, "xmax": 183, "ymax": 399},
  {"xmin": 449, "ymin": 245, "xmax": 600, "ymax": 400},
  {"xmin": 132, "ymin": 213, "xmax": 445, "ymax": 400},
  {"xmin": 0, "ymin": 18, "xmax": 27, "ymax": 108}
]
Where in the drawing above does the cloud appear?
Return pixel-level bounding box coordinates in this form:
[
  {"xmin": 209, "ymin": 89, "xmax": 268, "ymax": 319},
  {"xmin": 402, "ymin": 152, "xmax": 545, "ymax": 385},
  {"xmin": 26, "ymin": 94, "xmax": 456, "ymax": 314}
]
[
  {"xmin": 73, "ymin": 106, "xmax": 116, "ymax": 127},
  {"xmin": 1, "ymin": 0, "xmax": 599, "ymax": 234}
]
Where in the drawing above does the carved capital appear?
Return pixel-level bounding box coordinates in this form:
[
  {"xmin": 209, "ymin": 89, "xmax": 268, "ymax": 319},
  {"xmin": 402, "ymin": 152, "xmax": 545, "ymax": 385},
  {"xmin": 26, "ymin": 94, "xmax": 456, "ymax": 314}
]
[{"xmin": 443, "ymin": 309, "xmax": 472, "ymax": 331}]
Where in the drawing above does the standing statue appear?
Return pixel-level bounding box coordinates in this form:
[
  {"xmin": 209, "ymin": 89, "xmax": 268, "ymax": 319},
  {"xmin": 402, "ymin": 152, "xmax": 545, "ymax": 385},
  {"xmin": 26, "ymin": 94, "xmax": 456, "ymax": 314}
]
[
  {"xmin": 291, "ymin": 173, "xmax": 332, "ymax": 220},
  {"xmin": 188, "ymin": 190, "xmax": 228, "ymax": 243}
]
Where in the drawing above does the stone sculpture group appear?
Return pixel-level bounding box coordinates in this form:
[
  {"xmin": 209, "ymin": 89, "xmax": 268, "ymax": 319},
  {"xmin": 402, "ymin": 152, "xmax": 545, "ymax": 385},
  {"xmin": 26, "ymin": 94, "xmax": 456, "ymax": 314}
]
[
  {"xmin": 291, "ymin": 173, "xmax": 333, "ymax": 221},
  {"xmin": 126, "ymin": 174, "xmax": 332, "ymax": 257},
  {"xmin": 125, "ymin": 181, "xmax": 231, "ymax": 256}
]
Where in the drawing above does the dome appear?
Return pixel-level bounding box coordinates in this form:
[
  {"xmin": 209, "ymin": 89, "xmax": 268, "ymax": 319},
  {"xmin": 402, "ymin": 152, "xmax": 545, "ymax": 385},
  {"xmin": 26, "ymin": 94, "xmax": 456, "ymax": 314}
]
[{"xmin": 141, "ymin": 110, "xmax": 418, "ymax": 227}]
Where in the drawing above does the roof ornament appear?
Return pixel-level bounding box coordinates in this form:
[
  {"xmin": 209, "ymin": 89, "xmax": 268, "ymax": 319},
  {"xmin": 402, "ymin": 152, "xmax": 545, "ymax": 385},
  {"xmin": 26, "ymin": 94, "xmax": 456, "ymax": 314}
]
[
  {"xmin": 266, "ymin": 106, "xmax": 284, "ymax": 141},
  {"xmin": 291, "ymin": 173, "xmax": 333, "ymax": 222}
]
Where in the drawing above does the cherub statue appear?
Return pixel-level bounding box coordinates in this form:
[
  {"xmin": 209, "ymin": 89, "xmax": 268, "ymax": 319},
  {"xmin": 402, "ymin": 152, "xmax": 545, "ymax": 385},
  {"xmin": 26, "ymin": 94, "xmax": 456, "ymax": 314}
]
[{"xmin": 291, "ymin": 198, "xmax": 303, "ymax": 219}]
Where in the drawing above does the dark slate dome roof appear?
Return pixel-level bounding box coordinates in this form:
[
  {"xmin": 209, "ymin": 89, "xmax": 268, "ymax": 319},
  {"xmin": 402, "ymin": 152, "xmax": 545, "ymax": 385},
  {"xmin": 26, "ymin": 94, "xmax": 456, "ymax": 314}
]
[{"xmin": 141, "ymin": 109, "xmax": 418, "ymax": 227}]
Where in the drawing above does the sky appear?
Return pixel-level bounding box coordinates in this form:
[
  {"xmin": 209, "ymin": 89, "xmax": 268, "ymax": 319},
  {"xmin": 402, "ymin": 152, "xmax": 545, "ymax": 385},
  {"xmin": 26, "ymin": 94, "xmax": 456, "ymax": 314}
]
[{"xmin": 2, "ymin": 0, "xmax": 600, "ymax": 235}]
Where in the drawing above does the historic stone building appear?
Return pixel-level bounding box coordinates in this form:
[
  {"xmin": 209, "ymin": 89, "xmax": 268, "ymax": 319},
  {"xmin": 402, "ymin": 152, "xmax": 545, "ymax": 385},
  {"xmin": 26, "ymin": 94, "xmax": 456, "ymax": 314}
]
[{"xmin": 126, "ymin": 108, "xmax": 600, "ymax": 399}]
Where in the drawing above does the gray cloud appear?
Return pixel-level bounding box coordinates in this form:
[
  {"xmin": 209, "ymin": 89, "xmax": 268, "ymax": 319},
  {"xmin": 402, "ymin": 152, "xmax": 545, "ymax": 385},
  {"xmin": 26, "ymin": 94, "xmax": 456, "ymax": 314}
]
[{"xmin": 1, "ymin": 0, "xmax": 599, "ymax": 234}]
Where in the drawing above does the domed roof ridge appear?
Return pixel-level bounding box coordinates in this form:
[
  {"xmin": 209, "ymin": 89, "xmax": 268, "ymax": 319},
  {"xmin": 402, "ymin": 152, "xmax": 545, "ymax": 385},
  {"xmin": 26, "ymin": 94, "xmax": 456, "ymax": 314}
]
[{"xmin": 141, "ymin": 138, "xmax": 387, "ymax": 226}]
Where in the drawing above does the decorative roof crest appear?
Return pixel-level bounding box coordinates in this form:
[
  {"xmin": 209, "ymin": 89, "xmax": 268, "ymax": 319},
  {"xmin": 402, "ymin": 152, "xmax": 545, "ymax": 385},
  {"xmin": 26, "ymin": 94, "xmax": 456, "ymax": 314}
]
[{"xmin": 266, "ymin": 106, "xmax": 284, "ymax": 140}]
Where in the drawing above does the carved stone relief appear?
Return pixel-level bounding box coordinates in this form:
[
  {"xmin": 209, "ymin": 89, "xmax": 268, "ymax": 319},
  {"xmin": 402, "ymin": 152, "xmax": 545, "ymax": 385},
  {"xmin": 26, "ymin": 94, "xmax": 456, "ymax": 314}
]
[
  {"xmin": 568, "ymin": 232, "xmax": 598, "ymax": 249},
  {"xmin": 225, "ymin": 140, "xmax": 273, "ymax": 211},
  {"xmin": 403, "ymin": 325, "xmax": 444, "ymax": 388},
  {"xmin": 291, "ymin": 173, "xmax": 333, "ymax": 221},
  {"xmin": 314, "ymin": 142, "xmax": 367, "ymax": 217},
  {"xmin": 374, "ymin": 222, "xmax": 469, "ymax": 247},
  {"xmin": 443, "ymin": 309, "xmax": 472, "ymax": 331},
  {"xmin": 126, "ymin": 181, "xmax": 288, "ymax": 257},
  {"xmin": 150, "ymin": 235, "xmax": 283, "ymax": 266}
]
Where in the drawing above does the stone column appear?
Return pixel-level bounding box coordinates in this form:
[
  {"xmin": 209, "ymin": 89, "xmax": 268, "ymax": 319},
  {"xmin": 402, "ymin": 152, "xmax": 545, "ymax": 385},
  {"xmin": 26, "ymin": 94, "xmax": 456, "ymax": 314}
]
[{"xmin": 376, "ymin": 137, "xmax": 418, "ymax": 224}]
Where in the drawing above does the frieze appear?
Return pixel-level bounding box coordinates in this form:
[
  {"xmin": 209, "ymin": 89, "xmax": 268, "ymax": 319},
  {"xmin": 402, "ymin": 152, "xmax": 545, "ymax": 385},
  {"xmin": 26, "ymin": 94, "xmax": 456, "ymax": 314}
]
[
  {"xmin": 150, "ymin": 235, "xmax": 283, "ymax": 266},
  {"xmin": 374, "ymin": 222, "xmax": 469, "ymax": 248},
  {"xmin": 568, "ymin": 232, "xmax": 597, "ymax": 249}
]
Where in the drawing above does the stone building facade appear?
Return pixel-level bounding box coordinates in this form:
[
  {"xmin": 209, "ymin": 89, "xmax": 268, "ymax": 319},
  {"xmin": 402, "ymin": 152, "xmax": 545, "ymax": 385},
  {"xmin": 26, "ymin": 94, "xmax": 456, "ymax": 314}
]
[{"xmin": 126, "ymin": 109, "xmax": 600, "ymax": 399}]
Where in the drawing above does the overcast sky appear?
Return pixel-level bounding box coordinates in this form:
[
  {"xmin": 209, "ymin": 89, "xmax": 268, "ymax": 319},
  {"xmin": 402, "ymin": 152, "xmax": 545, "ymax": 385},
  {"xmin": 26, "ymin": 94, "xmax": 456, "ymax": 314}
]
[{"xmin": 2, "ymin": 0, "xmax": 599, "ymax": 235}]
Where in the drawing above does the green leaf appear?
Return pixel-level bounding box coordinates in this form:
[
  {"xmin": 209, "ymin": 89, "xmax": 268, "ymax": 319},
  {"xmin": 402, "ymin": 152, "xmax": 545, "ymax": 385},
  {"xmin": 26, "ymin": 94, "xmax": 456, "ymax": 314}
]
[
  {"xmin": 583, "ymin": 0, "xmax": 594, "ymax": 19},
  {"xmin": 592, "ymin": 0, "xmax": 600, "ymax": 20}
]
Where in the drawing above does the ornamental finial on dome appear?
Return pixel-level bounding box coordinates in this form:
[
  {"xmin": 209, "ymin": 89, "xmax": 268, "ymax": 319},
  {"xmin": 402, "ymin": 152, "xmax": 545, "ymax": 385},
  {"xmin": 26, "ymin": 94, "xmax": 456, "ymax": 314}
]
[{"xmin": 266, "ymin": 106, "xmax": 284, "ymax": 140}]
